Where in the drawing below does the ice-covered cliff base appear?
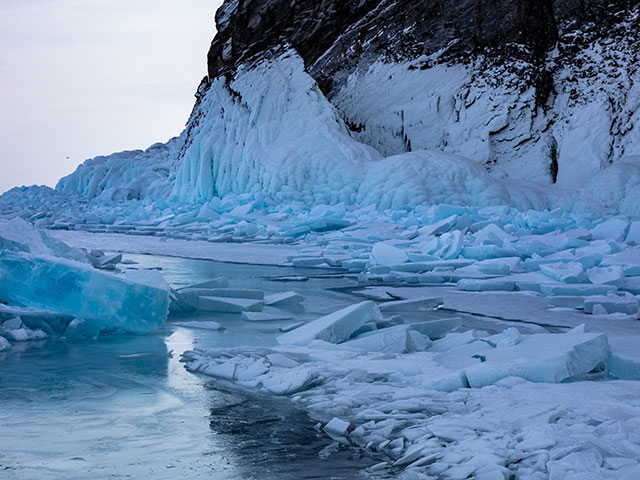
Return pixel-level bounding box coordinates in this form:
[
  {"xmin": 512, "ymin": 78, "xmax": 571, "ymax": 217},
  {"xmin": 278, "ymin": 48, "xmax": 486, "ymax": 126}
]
[{"xmin": 5, "ymin": 52, "xmax": 639, "ymax": 221}]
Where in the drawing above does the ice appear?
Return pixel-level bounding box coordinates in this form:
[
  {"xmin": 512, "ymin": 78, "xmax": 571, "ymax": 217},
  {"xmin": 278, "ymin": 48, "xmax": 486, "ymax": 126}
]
[
  {"xmin": 463, "ymin": 332, "xmax": 609, "ymax": 387},
  {"xmin": 241, "ymin": 311, "xmax": 294, "ymax": 322},
  {"xmin": 178, "ymin": 278, "xmax": 228, "ymax": 290},
  {"xmin": 378, "ymin": 297, "xmax": 444, "ymax": 313},
  {"xmin": 590, "ymin": 218, "xmax": 630, "ymax": 241},
  {"xmin": 600, "ymin": 247, "xmax": 640, "ymax": 276},
  {"xmin": 456, "ymin": 279, "xmax": 515, "ymax": 292},
  {"xmin": 483, "ymin": 327, "xmax": 523, "ymax": 348},
  {"xmin": 472, "ymin": 223, "xmax": 515, "ymax": 247},
  {"xmin": 370, "ymin": 242, "xmax": 408, "ymax": 266},
  {"xmin": 583, "ymin": 295, "xmax": 639, "ymax": 315},
  {"xmin": 539, "ymin": 262, "xmax": 586, "ymax": 283},
  {"xmin": 91, "ymin": 253, "xmax": 122, "ymax": 269},
  {"xmin": 0, "ymin": 217, "xmax": 86, "ymax": 262},
  {"xmin": 173, "ymin": 321, "xmax": 224, "ymax": 331},
  {"xmin": 477, "ymin": 258, "xmax": 520, "ymax": 275},
  {"xmin": 606, "ymin": 337, "xmax": 640, "ymax": 380},
  {"xmin": 548, "ymin": 296, "xmax": 585, "ymax": 309},
  {"xmin": 0, "ymin": 317, "xmax": 48, "ymax": 342},
  {"xmin": 279, "ymin": 321, "xmax": 304, "ymax": 333},
  {"xmin": 123, "ymin": 269, "xmax": 169, "ymax": 291},
  {"xmin": 0, "ymin": 251, "xmax": 169, "ymax": 336},
  {"xmin": 539, "ymin": 283, "xmax": 617, "ymax": 297},
  {"xmin": 324, "ymin": 418, "xmax": 350, "ymax": 437},
  {"xmin": 407, "ymin": 317, "xmax": 463, "ymax": 340},
  {"xmin": 276, "ymin": 301, "xmax": 382, "ymax": 345},
  {"xmin": 194, "ymin": 288, "xmax": 264, "ymax": 299},
  {"xmin": 627, "ymin": 221, "xmax": 640, "ymax": 244},
  {"xmin": 417, "ymin": 215, "xmax": 458, "ymax": 238},
  {"xmin": 345, "ymin": 325, "xmax": 432, "ymax": 353},
  {"xmin": 420, "ymin": 230, "xmax": 464, "ymax": 259},
  {"xmin": 263, "ymin": 291, "xmax": 304, "ymax": 306},
  {"xmin": 586, "ymin": 265, "xmax": 625, "ymax": 286},
  {"xmin": 0, "ymin": 335, "xmax": 11, "ymax": 351},
  {"xmin": 291, "ymin": 257, "xmax": 328, "ymax": 267},
  {"xmin": 198, "ymin": 296, "xmax": 264, "ymax": 313}
]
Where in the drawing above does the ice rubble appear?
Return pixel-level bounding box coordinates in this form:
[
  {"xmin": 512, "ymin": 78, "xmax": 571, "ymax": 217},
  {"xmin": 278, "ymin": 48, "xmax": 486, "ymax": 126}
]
[
  {"xmin": 0, "ymin": 220, "xmax": 170, "ymax": 349},
  {"xmin": 182, "ymin": 294, "xmax": 631, "ymax": 478}
]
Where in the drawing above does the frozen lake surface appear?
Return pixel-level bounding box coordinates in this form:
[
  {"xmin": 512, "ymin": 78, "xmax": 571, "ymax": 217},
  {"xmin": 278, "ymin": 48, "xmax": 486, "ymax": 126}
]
[{"xmin": 0, "ymin": 254, "xmax": 387, "ymax": 479}]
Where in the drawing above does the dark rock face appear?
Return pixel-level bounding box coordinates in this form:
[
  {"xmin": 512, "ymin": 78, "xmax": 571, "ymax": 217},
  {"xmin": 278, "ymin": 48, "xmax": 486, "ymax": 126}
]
[{"xmin": 206, "ymin": 0, "xmax": 636, "ymax": 95}]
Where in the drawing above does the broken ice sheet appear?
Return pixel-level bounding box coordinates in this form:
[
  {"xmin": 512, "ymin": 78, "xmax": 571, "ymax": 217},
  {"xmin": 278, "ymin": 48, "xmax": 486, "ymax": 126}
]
[{"xmin": 0, "ymin": 251, "xmax": 169, "ymax": 336}]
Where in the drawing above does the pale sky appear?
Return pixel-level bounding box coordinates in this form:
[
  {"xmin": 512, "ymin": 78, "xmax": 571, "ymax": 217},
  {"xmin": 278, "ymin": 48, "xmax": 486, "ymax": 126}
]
[{"xmin": 0, "ymin": 0, "xmax": 223, "ymax": 194}]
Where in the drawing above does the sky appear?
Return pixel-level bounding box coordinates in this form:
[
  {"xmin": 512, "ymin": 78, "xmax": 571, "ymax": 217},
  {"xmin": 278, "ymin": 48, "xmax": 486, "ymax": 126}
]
[{"xmin": 0, "ymin": 0, "xmax": 223, "ymax": 194}]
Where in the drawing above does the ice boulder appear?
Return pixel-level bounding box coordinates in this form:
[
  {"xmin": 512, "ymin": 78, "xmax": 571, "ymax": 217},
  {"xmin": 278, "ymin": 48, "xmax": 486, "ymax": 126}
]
[
  {"xmin": 586, "ymin": 265, "xmax": 625, "ymax": 287},
  {"xmin": 590, "ymin": 218, "xmax": 629, "ymax": 242},
  {"xmin": 456, "ymin": 279, "xmax": 515, "ymax": 292},
  {"xmin": 0, "ymin": 251, "xmax": 169, "ymax": 336},
  {"xmin": 606, "ymin": 337, "xmax": 640, "ymax": 380},
  {"xmin": 463, "ymin": 332, "xmax": 609, "ymax": 387},
  {"xmin": 370, "ymin": 242, "xmax": 408, "ymax": 266},
  {"xmin": 627, "ymin": 221, "xmax": 640, "ymax": 244},
  {"xmin": 345, "ymin": 325, "xmax": 432, "ymax": 353},
  {"xmin": 378, "ymin": 297, "xmax": 444, "ymax": 313},
  {"xmin": 0, "ymin": 217, "xmax": 86, "ymax": 262},
  {"xmin": 264, "ymin": 291, "xmax": 304, "ymax": 306},
  {"xmin": 276, "ymin": 301, "xmax": 382, "ymax": 345},
  {"xmin": 583, "ymin": 295, "xmax": 639, "ymax": 315},
  {"xmin": 540, "ymin": 262, "xmax": 586, "ymax": 283}
]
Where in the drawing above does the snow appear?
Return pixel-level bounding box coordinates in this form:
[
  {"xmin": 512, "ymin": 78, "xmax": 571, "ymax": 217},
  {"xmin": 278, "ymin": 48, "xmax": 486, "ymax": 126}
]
[{"xmin": 276, "ymin": 301, "xmax": 382, "ymax": 346}]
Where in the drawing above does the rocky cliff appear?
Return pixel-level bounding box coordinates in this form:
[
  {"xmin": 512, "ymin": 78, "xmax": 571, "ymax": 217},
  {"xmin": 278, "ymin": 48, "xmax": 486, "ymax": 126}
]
[{"xmin": 200, "ymin": 0, "xmax": 640, "ymax": 185}]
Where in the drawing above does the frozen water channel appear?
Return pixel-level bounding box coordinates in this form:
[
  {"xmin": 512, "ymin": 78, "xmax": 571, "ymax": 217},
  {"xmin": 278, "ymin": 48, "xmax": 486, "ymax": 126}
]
[{"xmin": 0, "ymin": 254, "xmax": 388, "ymax": 479}]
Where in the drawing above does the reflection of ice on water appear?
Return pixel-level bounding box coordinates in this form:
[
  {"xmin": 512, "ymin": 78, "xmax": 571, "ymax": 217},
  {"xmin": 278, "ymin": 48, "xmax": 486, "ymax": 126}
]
[{"xmin": 164, "ymin": 328, "xmax": 197, "ymax": 392}]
